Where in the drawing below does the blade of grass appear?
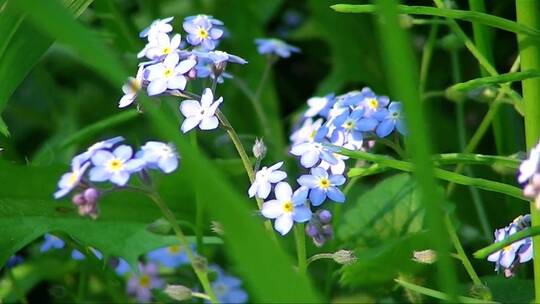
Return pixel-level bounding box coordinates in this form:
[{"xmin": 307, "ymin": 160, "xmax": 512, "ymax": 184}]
[
  {"xmin": 395, "ymin": 279, "xmax": 497, "ymax": 303},
  {"xmin": 448, "ymin": 70, "xmax": 540, "ymax": 92},
  {"xmin": 474, "ymin": 225, "xmax": 540, "ymax": 259},
  {"xmin": 373, "ymin": 0, "xmax": 457, "ymax": 299},
  {"xmin": 331, "ymin": 4, "xmax": 540, "ymax": 38},
  {"xmin": 516, "ymin": 1, "xmax": 540, "ymax": 302}
]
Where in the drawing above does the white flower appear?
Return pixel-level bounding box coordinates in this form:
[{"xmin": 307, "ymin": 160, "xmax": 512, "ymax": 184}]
[
  {"xmin": 118, "ymin": 65, "xmax": 145, "ymax": 108},
  {"xmin": 518, "ymin": 142, "xmax": 540, "ymax": 184},
  {"xmin": 145, "ymin": 33, "xmax": 181, "ymax": 60},
  {"xmin": 248, "ymin": 161, "xmax": 287, "ymax": 199},
  {"xmin": 304, "ymin": 96, "xmax": 330, "ymax": 117},
  {"xmin": 140, "ymin": 17, "xmax": 174, "ymax": 42},
  {"xmin": 146, "ymin": 53, "xmax": 196, "ymax": 96},
  {"xmin": 179, "ymin": 88, "xmax": 223, "ymax": 132},
  {"xmin": 289, "ymin": 118, "xmax": 323, "ymax": 145}
]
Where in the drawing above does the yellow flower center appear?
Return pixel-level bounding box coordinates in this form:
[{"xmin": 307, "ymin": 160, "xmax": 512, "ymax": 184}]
[
  {"xmin": 163, "ymin": 68, "xmax": 173, "ymax": 78},
  {"xmin": 319, "ymin": 178, "xmax": 330, "ymax": 190},
  {"xmin": 308, "ymin": 130, "xmax": 317, "ymax": 140},
  {"xmin": 503, "ymin": 245, "xmax": 513, "ymax": 252},
  {"xmin": 282, "ymin": 201, "xmax": 294, "ymax": 213},
  {"xmin": 168, "ymin": 245, "xmax": 181, "ymax": 254},
  {"xmin": 198, "ymin": 28, "xmax": 209, "ymax": 39},
  {"xmin": 139, "ymin": 275, "xmax": 151, "ymax": 288},
  {"xmin": 67, "ymin": 172, "xmax": 79, "ymax": 186},
  {"xmin": 368, "ymin": 98, "xmax": 378, "ymax": 109},
  {"xmin": 129, "ymin": 79, "xmax": 141, "ymax": 92},
  {"xmin": 344, "ymin": 120, "xmax": 354, "ymax": 130},
  {"xmin": 162, "ymin": 46, "xmax": 171, "ymax": 54},
  {"xmin": 107, "ymin": 159, "xmax": 123, "ymax": 172}
]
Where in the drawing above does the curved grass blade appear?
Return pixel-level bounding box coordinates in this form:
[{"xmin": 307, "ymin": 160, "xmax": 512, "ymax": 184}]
[
  {"xmin": 448, "ymin": 70, "xmax": 540, "ymax": 92},
  {"xmin": 474, "ymin": 226, "xmax": 540, "ymax": 259}
]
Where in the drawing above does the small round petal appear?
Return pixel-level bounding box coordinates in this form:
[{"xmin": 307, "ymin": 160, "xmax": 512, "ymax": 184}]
[
  {"xmin": 300, "ymin": 150, "xmax": 320, "ymax": 168},
  {"xmin": 376, "ymin": 119, "xmax": 396, "ymax": 138},
  {"xmin": 91, "ymin": 150, "xmax": 114, "ymax": 166},
  {"xmin": 89, "ymin": 166, "xmax": 110, "ymax": 182},
  {"xmin": 274, "ymin": 214, "xmax": 294, "ymax": 235},
  {"xmin": 180, "ymin": 100, "xmax": 202, "ymax": 117},
  {"xmin": 327, "ymin": 187, "xmax": 345, "ymax": 203},
  {"xmin": 297, "ymin": 175, "xmax": 318, "ymax": 188},
  {"xmin": 110, "ymin": 171, "xmax": 130, "ymax": 186},
  {"xmin": 167, "ymin": 76, "xmax": 187, "ymax": 90},
  {"xmin": 113, "ymin": 145, "xmax": 133, "ymax": 161},
  {"xmin": 158, "ymin": 156, "xmax": 179, "ymax": 173},
  {"xmin": 199, "ymin": 116, "xmax": 219, "ymax": 130},
  {"xmin": 200, "ymin": 88, "xmax": 214, "ymax": 108},
  {"xmin": 261, "ymin": 200, "xmax": 283, "ymax": 219},
  {"xmin": 248, "ymin": 182, "xmax": 258, "ymax": 198},
  {"xmin": 175, "ymin": 59, "xmax": 197, "ymax": 74},
  {"xmin": 147, "ymin": 79, "xmax": 168, "ymax": 96},
  {"xmin": 292, "ymin": 205, "xmax": 312, "ymax": 222},
  {"xmin": 329, "ymin": 174, "xmax": 346, "ymax": 186},
  {"xmin": 274, "ymin": 182, "xmax": 292, "ymax": 202},
  {"xmin": 257, "ymin": 182, "xmax": 272, "ymax": 199},
  {"xmin": 309, "ymin": 188, "xmax": 327, "ymax": 206},
  {"xmin": 181, "ymin": 117, "xmax": 202, "ymax": 133},
  {"xmin": 268, "ymin": 171, "xmax": 287, "ymax": 183}
]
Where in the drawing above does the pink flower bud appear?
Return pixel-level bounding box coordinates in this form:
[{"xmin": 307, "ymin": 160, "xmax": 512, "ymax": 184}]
[{"xmin": 72, "ymin": 193, "xmax": 86, "ymax": 205}]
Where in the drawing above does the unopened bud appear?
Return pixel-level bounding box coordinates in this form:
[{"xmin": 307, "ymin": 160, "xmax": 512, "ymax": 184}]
[
  {"xmin": 187, "ymin": 67, "xmax": 197, "ymax": 80},
  {"xmin": 399, "ymin": 14, "xmax": 414, "ymax": 29},
  {"xmin": 83, "ymin": 188, "xmax": 99, "ymax": 203},
  {"xmin": 72, "ymin": 193, "xmax": 86, "ymax": 205},
  {"xmin": 532, "ymin": 174, "xmax": 540, "ymax": 189},
  {"xmin": 252, "ymin": 138, "xmax": 267, "ymax": 159},
  {"xmin": 193, "ymin": 255, "xmax": 208, "ymax": 272},
  {"xmin": 524, "ymin": 184, "xmax": 537, "ymax": 199},
  {"xmin": 211, "ymin": 221, "xmax": 224, "ymax": 236},
  {"xmin": 305, "ymin": 223, "xmax": 318, "ymax": 237},
  {"xmin": 412, "ymin": 249, "xmax": 437, "ymax": 264},
  {"xmin": 318, "ymin": 210, "xmax": 332, "ymax": 224},
  {"xmin": 333, "ymin": 250, "xmax": 356, "ymax": 265},
  {"xmin": 164, "ymin": 285, "xmax": 192, "ymax": 301}
]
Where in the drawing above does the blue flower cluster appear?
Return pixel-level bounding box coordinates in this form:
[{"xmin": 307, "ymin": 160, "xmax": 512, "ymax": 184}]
[
  {"xmin": 255, "ymin": 88, "xmax": 406, "ymax": 238},
  {"xmin": 487, "ymin": 215, "xmax": 532, "ymax": 277},
  {"xmin": 53, "ymin": 137, "xmax": 179, "ymax": 218},
  {"xmin": 519, "ymin": 141, "xmax": 540, "ymax": 208},
  {"xmin": 119, "ymin": 14, "xmax": 246, "ymax": 109}
]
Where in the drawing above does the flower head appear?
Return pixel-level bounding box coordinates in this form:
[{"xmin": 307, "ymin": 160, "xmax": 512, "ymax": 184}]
[
  {"xmin": 40, "ymin": 234, "xmax": 65, "ymax": 252},
  {"xmin": 261, "ymin": 182, "xmax": 312, "ymax": 235},
  {"xmin": 183, "ymin": 17, "xmax": 223, "ymax": 50},
  {"xmin": 139, "ymin": 17, "xmax": 174, "ymax": 41},
  {"xmin": 179, "ymin": 88, "xmax": 223, "ymax": 132},
  {"xmin": 72, "ymin": 136, "xmax": 125, "ymax": 165},
  {"xmin": 147, "ymin": 245, "xmax": 190, "ymax": 268},
  {"xmin": 297, "ymin": 167, "xmax": 346, "ymax": 206},
  {"xmin": 290, "ymin": 118, "xmax": 325, "ymax": 145},
  {"xmin": 137, "ymin": 141, "xmax": 179, "ymax": 173},
  {"xmin": 119, "ymin": 65, "xmax": 145, "ymax": 108},
  {"xmin": 209, "ymin": 265, "xmax": 248, "ymax": 304},
  {"xmin": 375, "ymin": 101, "xmax": 406, "ymax": 137},
  {"xmin": 146, "ymin": 53, "xmax": 197, "ymax": 96},
  {"xmin": 144, "ymin": 33, "xmax": 182, "ymax": 60},
  {"xmin": 54, "ymin": 157, "xmax": 90, "ymax": 199},
  {"xmin": 290, "ymin": 140, "xmax": 337, "ymax": 169},
  {"xmin": 248, "ymin": 161, "xmax": 287, "ymax": 199},
  {"xmin": 127, "ymin": 262, "xmax": 165, "ymax": 303},
  {"xmin": 255, "ymin": 38, "xmax": 300, "ymax": 58},
  {"xmin": 89, "ymin": 145, "xmax": 145, "ymax": 186},
  {"xmin": 304, "ymin": 94, "xmax": 335, "ymax": 118}
]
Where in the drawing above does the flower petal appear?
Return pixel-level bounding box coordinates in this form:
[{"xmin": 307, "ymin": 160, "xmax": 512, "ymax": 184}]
[
  {"xmin": 274, "ymin": 214, "xmax": 294, "ymax": 235},
  {"xmin": 274, "ymin": 182, "xmax": 292, "ymax": 202},
  {"xmin": 261, "ymin": 200, "xmax": 283, "ymax": 219}
]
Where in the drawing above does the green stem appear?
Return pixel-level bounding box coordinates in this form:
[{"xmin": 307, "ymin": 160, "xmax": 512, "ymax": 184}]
[
  {"xmin": 516, "ymin": 1, "xmax": 540, "ymax": 301},
  {"xmin": 331, "ymin": 4, "xmax": 540, "ymax": 38},
  {"xmin": 147, "ymin": 192, "xmax": 218, "ymax": 303},
  {"xmin": 474, "ymin": 225, "xmax": 540, "ymax": 259},
  {"xmin": 432, "ymin": 153, "xmax": 520, "ymax": 168},
  {"xmin": 294, "ymin": 224, "xmax": 307, "ymax": 275},
  {"xmin": 192, "ymin": 292, "xmax": 212, "ymax": 301},
  {"xmin": 7, "ymin": 268, "xmax": 28, "ymax": 304},
  {"xmin": 395, "ymin": 279, "xmax": 496, "ymax": 303},
  {"xmin": 419, "ymin": 22, "xmax": 439, "ymax": 95},
  {"xmin": 306, "ymin": 253, "xmax": 335, "ymax": 266},
  {"xmin": 191, "ymin": 132, "xmax": 204, "ymax": 253},
  {"xmin": 444, "ymin": 216, "xmax": 482, "ymax": 286}
]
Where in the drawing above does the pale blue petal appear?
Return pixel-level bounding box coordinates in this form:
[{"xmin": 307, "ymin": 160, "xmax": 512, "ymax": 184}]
[
  {"xmin": 327, "ymin": 187, "xmax": 345, "ymax": 203},
  {"xmin": 309, "ymin": 188, "xmax": 326, "ymax": 206}
]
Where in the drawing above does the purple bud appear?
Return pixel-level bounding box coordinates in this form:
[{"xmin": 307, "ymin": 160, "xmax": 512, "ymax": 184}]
[
  {"xmin": 322, "ymin": 224, "xmax": 334, "ymax": 239},
  {"xmin": 318, "ymin": 210, "xmax": 332, "ymax": 224},
  {"xmin": 305, "ymin": 223, "xmax": 318, "ymax": 237},
  {"xmin": 187, "ymin": 68, "xmax": 197, "ymax": 80},
  {"xmin": 83, "ymin": 188, "xmax": 99, "ymax": 203},
  {"xmin": 72, "ymin": 194, "xmax": 86, "ymax": 205}
]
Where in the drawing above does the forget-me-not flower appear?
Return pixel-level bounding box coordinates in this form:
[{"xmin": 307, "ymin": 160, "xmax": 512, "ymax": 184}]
[
  {"xmin": 89, "ymin": 145, "xmax": 145, "ymax": 186},
  {"xmin": 375, "ymin": 101, "xmax": 406, "ymax": 137},
  {"xmin": 298, "ymin": 167, "xmax": 346, "ymax": 206},
  {"xmin": 54, "ymin": 157, "xmax": 90, "ymax": 199},
  {"xmin": 114, "ymin": 258, "xmax": 131, "ymax": 275},
  {"xmin": 179, "ymin": 88, "xmax": 223, "ymax": 132},
  {"xmin": 255, "ymin": 38, "xmax": 300, "ymax": 58},
  {"xmin": 118, "ymin": 65, "xmax": 145, "ymax": 108},
  {"xmin": 183, "ymin": 17, "xmax": 223, "ymax": 50},
  {"xmin": 290, "ymin": 140, "xmax": 337, "ymax": 168},
  {"xmin": 144, "ymin": 33, "xmax": 182, "ymax": 60},
  {"xmin": 185, "ymin": 14, "xmax": 224, "ymax": 26},
  {"xmin": 261, "ymin": 182, "xmax": 312, "ymax": 235},
  {"xmin": 146, "ymin": 53, "xmax": 197, "ymax": 96},
  {"xmin": 139, "ymin": 17, "xmax": 174, "ymax": 41},
  {"xmin": 40, "ymin": 234, "xmax": 65, "ymax": 252},
  {"xmin": 72, "ymin": 136, "xmax": 124, "ymax": 165},
  {"xmin": 290, "ymin": 118, "xmax": 324, "ymax": 145},
  {"xmin": 361, "ymin": 94, "xmax": 390, "ymax": 118},
  {"xmin": 209, "ymin": 265, "xmax": 248, "ymax": 304},
  {"xmin": 127, "ymin": 262, "xmax": 165, "ymax": 303},
  {"xmin": 304, "ymin": 94, "xmax": 335, "ymax": 118},
  {"xmin": 137, "ymin": 141, "xmax": 179, "ymax": 173},
  {"xmin": 71, "ymin": 248, "xmax": 103, "ymax": 261},
  {"xmin": 248, "ymin": 161, "xmax": 287, "ymax": 199},
  {"xmin": 147, "ymin": 245, "xmax": 190, "ymax": 268}
]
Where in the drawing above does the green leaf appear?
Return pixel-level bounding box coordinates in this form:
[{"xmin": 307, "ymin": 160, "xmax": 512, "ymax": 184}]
[
  {"xmin": 448, "ymin": 70, "xmax": 540, "ymax": 92},
  {"xmin": 481, "ymin": 276, "xmax": 533, "ymax": 303},
  {"xmin": 331, "ymin": 4, "xmax": 540, "ymax": 39},
  {"xmin": 0, "ymin": 0, "xmax": 94, "ymax": 137},
  {"xmin": 338, "ymin": 174, "xmax": 430, "ymax": 286}
]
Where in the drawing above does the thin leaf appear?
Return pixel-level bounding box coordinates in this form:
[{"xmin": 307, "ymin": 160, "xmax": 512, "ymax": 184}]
[{"xmin": 448, "ymin": 70, "xmax": 540, "ymax": 92}]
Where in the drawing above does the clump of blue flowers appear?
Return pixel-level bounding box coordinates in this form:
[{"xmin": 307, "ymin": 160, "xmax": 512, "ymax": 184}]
[
  {"xmin": 487, "ymin": 215, "xmax": 533, "ymax": 277},
  {"xmin": 53, "ymin": 137, "xmax": 180, "ymax": 219}
]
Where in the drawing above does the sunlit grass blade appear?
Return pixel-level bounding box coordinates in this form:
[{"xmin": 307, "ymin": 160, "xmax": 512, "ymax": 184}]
[
  {"xmin": 331, "ymin": 4, "xmax": 540, "ymax": 38},
  {"xmin": 448, "ymin": 70, "xmax": 540, "ymax": 92},
  {"xmin": 432, "ymin": 153, "xmax": 520, "ymax": 169},
  {"xmin": 474, "ymin": 226, "xmax": 540, "ymax": 259},
  {"xmin": 373, "ymin": 0, "xmax": 458, "ymax": 298}
]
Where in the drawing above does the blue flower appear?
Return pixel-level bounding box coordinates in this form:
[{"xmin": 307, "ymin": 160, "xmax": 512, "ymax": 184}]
[
  {"xmin": 360, "ymin": 94, "xmax": 390, "ymax": 118},
  {"xmin": 518, "ymin": 141, "xmax": 540, "ymax": 184},
  {"xmin": 127, "ymin": 263, "xmax": 165, "ymax": 303},
  {"xmin": 137, "ymin": 141, "xmax": 179, "ymax": 174},
  {"xmin": 89, "ymin": 145, "xmax": 145, "ymax": 186},
  {"xmin": 290, "ymin": 139, "xmax": 337, "ymax": 168},
  {"xmin": 297, "ymin": 167, "xmax": 346, "ymax": 206},
  {"xmin": 6, "ymin": 255, "xmax": 24, "ymax": 268},
  {"xmin": 143, "ymin": 33, "xmax": 182, "ymax": 60},
  {"xmin": 201, "ymin": 50, "xmax": 247, "ymax": 65},
  {"xmin": 54, "ymin": 156, "xmax": 90, "ymax": 199},
  {"xmin": 71, "ymin": 248, "xmax": 103, "ymax": 260},
  {"xmin": 40, "ymin": 234, "xmax": 65, "ymax": 252},
  {"xmin": 179, "ymin": 88, "xmax": 223, "ymax": 133},
  {"xmin": 114, "ymin": 258, "xmax": 131, "ymax": 275},
  {"xmin": 304, "ymin": 94, "xmax": 335, "ymax": 118},
  {"xmin": 183, "ymin": 16, "xmax": 223, "ymax": 50},
  {"xmin": 375, "ymin": 101, "xmax": 406, "ymax": 137},
  {"xmin": 147, "ymin": 245, "xmax": 190, "ymax": 268},
  {"xmin": 290, "ymin": 118, "xmax": 324, "ymax": 145},
  {"xmin": 184, "ymin": 14, "xmax": 224, "ymax": 26},
  {"xmin": 72, "ymin": 136, "xmax": 124, "ymax": 165},
  {"xmin": 145, "ymin": 53, "xmax": 197, "ymax": 96},
  {"xmin": 331, "ymin": 109, "xmax": 370, "ymax": 140},
  {"xmin": 209, "ymin": 265, "xmax": 248, "ymax": 304},
  {"xmin": 248, "ymin": 161, "xmax": 287, "ymax": 199},
  {"xmin": 139, "ymin": 17, "xmax": 174, "ymax": 41},
  {"xmin": 255, "ymin": 38, "xmax": 300, "ymax": 58},
  {"xmin": 261, "ymin": 182, "xmax": 312, "ymax": 235}
]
